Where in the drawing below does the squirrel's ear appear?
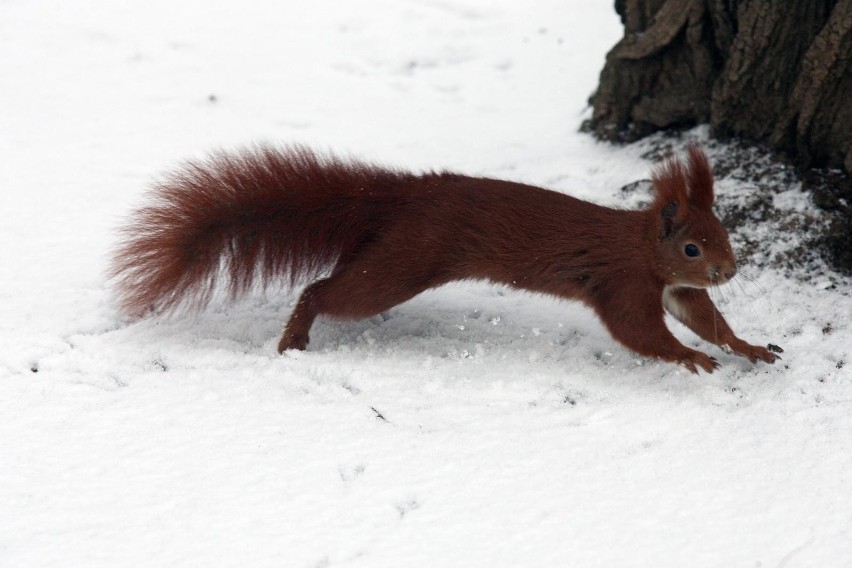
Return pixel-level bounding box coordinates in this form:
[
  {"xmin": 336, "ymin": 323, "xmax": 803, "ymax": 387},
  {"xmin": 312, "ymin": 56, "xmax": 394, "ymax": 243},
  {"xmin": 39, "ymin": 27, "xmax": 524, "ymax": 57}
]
[
  {"xmin": 659, "ymin": 200, "xmax": 680, "ymax": 239},
  {"xmin": 686, "ymin": 143, "xmax": 714, "ymax": 210},
  {"xmin": 651, "ymin": 154, "xmax": 688, "ymax": 238}
]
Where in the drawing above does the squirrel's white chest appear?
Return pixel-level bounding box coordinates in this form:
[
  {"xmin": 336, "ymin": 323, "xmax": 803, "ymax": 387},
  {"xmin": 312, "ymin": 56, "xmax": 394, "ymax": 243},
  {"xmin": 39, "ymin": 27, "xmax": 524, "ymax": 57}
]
[{"xmin": 662, "ymin": 286, "xmax": 688, "ymax": 321}]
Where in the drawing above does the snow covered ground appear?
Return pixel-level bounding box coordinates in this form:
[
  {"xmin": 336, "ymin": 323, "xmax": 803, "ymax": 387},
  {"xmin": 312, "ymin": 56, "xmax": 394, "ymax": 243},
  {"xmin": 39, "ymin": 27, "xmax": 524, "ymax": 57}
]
[{"xmin": 2, "ymin": 1, "xmax": 851, "ymax": 566}]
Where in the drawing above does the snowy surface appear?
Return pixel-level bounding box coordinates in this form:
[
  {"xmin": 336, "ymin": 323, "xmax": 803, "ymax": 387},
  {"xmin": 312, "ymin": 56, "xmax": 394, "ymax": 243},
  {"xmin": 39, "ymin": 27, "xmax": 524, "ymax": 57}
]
[{"xmin": 2, "ymin": 1, "xmax": 851, "ymax": 567}]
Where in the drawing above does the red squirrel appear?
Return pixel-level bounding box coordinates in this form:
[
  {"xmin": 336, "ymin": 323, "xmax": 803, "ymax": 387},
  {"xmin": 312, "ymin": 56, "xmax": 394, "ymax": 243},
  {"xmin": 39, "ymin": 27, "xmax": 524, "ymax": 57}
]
[{"xmin": 111, "ymin": 144, "xmax": 779, "ymax": 373}]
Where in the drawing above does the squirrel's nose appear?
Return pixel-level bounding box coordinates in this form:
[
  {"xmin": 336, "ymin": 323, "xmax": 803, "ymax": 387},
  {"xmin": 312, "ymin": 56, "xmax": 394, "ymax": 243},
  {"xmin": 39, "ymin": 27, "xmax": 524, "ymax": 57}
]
[{"xmin": 711, "ymin": 263, "xmax": 737, "ymax": 283}]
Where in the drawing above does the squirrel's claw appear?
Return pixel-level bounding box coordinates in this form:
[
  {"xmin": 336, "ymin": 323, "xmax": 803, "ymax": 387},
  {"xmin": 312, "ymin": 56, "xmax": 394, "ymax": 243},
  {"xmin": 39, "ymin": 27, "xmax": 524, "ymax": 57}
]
[{"xmin": 681, "ymin": 351, "xmax": 718, "ymax": 374}]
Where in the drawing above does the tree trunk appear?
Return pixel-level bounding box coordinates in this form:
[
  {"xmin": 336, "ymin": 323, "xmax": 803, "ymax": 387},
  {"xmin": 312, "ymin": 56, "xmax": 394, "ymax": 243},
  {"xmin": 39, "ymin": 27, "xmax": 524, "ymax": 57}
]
[{"xmin": 587, "ymin": 0, "xmax": 852, "ymax": 175}]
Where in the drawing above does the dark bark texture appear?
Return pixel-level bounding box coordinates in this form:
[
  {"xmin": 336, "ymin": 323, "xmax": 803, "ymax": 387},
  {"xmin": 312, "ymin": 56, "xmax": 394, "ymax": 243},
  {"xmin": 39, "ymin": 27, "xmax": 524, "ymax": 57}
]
[{"xmin": 588, "ymin": 0, "xmax": 852, "ymax": 175}]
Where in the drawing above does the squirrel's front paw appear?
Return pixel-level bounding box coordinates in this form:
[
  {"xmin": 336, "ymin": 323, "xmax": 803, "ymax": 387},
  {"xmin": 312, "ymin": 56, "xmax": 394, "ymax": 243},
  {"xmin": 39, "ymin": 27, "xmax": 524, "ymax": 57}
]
[
  {"xmin": 730, "ymin": 340, "xmax": 780, "ymax": 364},
  {"xmin": 680, "ymin": 351, "xmax": 719, "ymax": 374}
]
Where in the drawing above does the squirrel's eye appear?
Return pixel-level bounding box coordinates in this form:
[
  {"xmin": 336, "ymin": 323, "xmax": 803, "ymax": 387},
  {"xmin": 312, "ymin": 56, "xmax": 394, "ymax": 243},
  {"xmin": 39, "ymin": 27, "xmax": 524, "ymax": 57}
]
[{"xmin": 684, "ymin": 244, "xmax": 701, "ymax": 258}]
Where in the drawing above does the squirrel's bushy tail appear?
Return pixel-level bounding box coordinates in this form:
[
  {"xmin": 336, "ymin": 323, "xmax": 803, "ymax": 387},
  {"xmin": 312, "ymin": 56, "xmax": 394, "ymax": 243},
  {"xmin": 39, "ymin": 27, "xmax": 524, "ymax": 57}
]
[{"xmin": 110, "ymin": 145, "xmax": 406, "ymax": 317}]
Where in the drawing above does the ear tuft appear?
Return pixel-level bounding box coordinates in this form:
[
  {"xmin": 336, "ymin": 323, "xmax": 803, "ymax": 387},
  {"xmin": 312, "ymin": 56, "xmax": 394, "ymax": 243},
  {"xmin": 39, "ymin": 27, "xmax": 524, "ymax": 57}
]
[
  {"xmin": 651, "ymin": 152, "xmax": 688, "ymax": 222},
  {"xmin": 685, "ymin": 143, "xmax": 714, "ymax": 210},
  {"xmin": 659, "ymin": 200, "xmax": 679, "ymax": 239},
  {"xmin": 651, "ymin": 155, "xmax": 689, "ymax": 239}
]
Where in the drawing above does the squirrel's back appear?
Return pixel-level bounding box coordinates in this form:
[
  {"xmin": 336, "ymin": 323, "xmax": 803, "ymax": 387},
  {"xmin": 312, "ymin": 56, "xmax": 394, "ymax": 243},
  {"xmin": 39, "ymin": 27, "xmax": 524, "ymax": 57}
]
[{"xmin": 112, "ymin": 144, "xmax": 644, "ymax": 317}]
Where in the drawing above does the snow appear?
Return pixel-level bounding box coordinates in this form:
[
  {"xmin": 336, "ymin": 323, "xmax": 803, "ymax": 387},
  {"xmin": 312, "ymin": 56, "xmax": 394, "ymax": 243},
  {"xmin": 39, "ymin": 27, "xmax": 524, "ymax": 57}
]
[{"xmin": 2, "ymin": 1, "xmax": 851, "ymax": 567}]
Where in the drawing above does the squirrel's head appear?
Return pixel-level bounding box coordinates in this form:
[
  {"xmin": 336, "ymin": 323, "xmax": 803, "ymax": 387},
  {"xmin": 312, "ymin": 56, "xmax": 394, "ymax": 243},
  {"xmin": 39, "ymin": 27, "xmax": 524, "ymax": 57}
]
[{"xmin": 650, "ymin": 144, "xmax": 736, "ymax": 288}]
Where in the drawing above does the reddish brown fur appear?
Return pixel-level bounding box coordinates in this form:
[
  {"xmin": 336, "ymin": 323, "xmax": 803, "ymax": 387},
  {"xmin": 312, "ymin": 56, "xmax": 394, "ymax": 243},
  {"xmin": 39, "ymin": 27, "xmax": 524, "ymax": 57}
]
[{"xmin": 111, "ymin": 144, "xmax": 778, "ymax": 373}]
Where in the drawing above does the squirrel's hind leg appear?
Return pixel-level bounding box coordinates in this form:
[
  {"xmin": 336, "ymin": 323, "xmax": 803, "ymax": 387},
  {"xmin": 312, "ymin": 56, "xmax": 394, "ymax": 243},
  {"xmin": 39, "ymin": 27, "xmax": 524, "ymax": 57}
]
[
  {"xmin": 277, "ymin": 252, "xmax": 438, "ymax": 352},
  {"xmin": 278, "ymin": 278, "xmax": 328, "ymax": 352}
]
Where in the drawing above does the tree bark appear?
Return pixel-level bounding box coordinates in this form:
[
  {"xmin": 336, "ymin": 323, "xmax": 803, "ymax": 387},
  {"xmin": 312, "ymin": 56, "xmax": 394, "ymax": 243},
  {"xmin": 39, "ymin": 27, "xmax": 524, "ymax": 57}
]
[{"xmin": 587, "ymin": 0, "xmax": 852, "ymax": 175}]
